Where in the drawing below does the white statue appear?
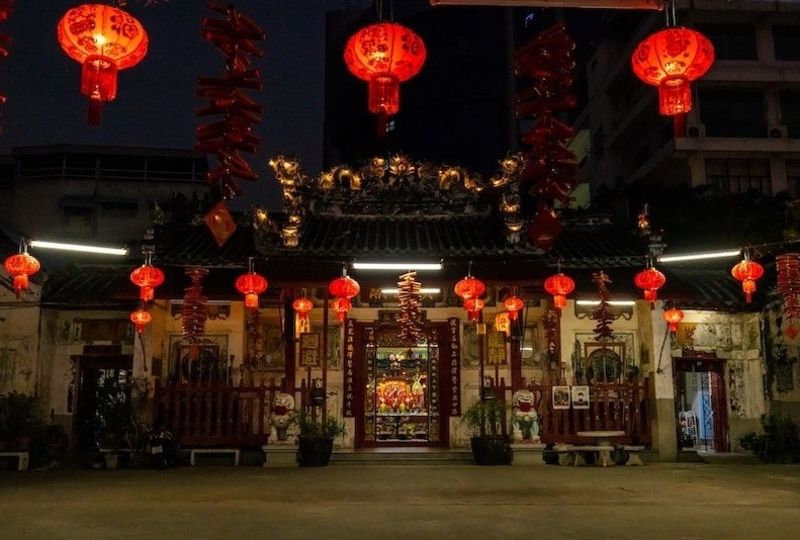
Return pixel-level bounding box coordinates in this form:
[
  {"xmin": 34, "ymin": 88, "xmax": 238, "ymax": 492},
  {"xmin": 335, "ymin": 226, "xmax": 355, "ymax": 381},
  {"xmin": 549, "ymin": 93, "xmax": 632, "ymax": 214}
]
[
  {"xmin": 512, "ymin": 389, "xmax": 539, "ymax": 443},
  {"xmin": 269, "ymin": 392, "xmax": 296, "ymax": 443}
]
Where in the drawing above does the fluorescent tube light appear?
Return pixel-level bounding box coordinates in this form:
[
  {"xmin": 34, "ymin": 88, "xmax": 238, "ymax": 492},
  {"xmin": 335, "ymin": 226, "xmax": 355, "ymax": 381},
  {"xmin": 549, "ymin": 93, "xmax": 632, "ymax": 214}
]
[
  {"xmin": 576, "ymin": 300, "xmax": 636, "ymax": 307},
  {"xmin": 29, "ymin": 240, "xmax": 129, "ymax": 256},
  {"xmin": 381, "ymin": 288, "xmax": 442, "ymax": 295},
  {"xmin": 353, "ymin": 262, "xmax": 442, "ymax": 271},
  {"xmin": 430, "ymin": 0, "xmax": 664, "ymax": 9},
  {"xmin": 657, "ymin": 249, "xmax": 740, "ymax": 263}
]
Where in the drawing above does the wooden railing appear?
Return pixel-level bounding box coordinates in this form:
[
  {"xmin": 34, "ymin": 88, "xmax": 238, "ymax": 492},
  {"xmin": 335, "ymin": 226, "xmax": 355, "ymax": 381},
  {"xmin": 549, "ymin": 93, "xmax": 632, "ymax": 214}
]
[
  {"xmin": 488, "ymin": 379, "xmax": 652, "ymax": 446},
  {"xmin": 153, "ymin": 379, "xmax": 284, "ymax": 448}
]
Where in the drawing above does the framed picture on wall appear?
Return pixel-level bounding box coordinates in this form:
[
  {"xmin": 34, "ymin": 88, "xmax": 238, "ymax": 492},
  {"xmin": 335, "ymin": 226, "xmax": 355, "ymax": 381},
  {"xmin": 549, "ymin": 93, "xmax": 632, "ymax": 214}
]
[
  {"xmin": 552, "ymin": 385, "xmax": 571, "ymax": 410},
  {"xmin": 259, "ymin": 325, "xmax": 285, "ymax": 371},
  {"xmin": 571, "ymin": 385, "xmax": 590, "ymax": 409},
  {"xmin": 521, "ymin": 325, "xmax": 540, "ymax": 367}
]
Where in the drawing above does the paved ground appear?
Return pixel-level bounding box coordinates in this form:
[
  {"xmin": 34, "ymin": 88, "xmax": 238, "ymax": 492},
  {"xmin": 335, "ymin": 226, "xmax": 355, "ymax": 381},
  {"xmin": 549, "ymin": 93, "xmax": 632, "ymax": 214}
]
[{"xmin": 1, "ymin": 463, "xmax": 799, "ymax": 539}]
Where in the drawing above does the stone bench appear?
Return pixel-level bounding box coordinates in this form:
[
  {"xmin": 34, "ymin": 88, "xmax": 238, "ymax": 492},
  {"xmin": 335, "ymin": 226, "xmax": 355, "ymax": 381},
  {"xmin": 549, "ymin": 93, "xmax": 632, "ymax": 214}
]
[
  {"xmin": 623, "ymin": 445, "xmax": 646, "ymax": 466},
  {"xmin": 573, "ymin": 445, "xmax": 615, "ymax": 467},
  {"xmin": 554, "ymin": 444, "xmax": 575, "ymax": 466},
  {"xmin": 0, "ymin": 452, "xmax": 29, "ymax": 471},
  {"xmin": 189, "ymin": 448, "xmax": 240, "ymax": 466}
]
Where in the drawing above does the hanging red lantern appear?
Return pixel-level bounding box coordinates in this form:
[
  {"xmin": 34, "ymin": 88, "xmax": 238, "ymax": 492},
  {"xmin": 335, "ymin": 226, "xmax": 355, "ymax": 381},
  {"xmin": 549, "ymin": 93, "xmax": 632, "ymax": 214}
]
[
  {"xmin": 544, "ymin": 272, "xmax": 575, "ymax": 310},
  {"xmin": 332, "ymin": 297, "xmax": 352, "ymax": 322},
  {"xmin": 236, "ymin": 271, "xmax": 268, "ymax": 309},
  {"xmin": 329, "ymin": 275, "xmax": 360, "ymax": 300},
  {"xmin": 454, "ymin": 276, "xmax": 486, "ymax": 301},
  {"xmin": 344, "ymin": 22, "xmax": 426, "ymax": 133},
  {"xmin": 731, "ymin": 257, "xmax": 764, "ymax": 304},
  {"xmin": 663, "ymin": 306, "xmax": 684, "ymax": 333},
  {"xmin": 292, "ymin": 297, "xmax": 313, "ymax": 323},
  {"xmin": 631, "ymin": 27, "xmax": 714, "ymax": 116},
  {"xmin": 130, "ymin": 264, "xmax": 165, "ymax": 302},
  {"xmin": 503, "ymin": 295, "xmax": 524, "ymax": 321},
  {"xmin": 130, "ymin": 308, "xmax": 151, "ymax": 334},
  {"xmin": 634, "ymin": 267, "xmax": 666, "ymax": 305},
  {"xmin": 57, "ymin": 4, "xmax": 149, "ymax": 126},
  {"xmin": 3, "ymin": 251, "xmax": 40, "ymax": 299},
  {"xmin": 463, "ymin": 298, "xmax": 485, "ymax": 322}
]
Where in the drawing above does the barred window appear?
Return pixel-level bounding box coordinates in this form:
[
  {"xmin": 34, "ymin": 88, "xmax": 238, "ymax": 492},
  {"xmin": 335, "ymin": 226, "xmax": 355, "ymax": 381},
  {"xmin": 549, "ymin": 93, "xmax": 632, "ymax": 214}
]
[{"xmin": 705, "ymin": 158, "xmax": 771, "ymax": 195}]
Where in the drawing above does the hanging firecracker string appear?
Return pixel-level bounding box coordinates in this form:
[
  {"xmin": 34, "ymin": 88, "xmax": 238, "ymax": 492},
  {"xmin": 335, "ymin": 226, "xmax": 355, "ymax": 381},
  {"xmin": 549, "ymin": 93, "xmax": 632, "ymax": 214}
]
[
  {"xmin": 183, "ymin": 267, "xmax": 209, "ymax": 360},
  {"xmin": 196, "ymin": 1, "xmax": 266, "ymax": 201},
  {"xmin": 397, "ymin": 271, "xmax": 423, "ymax": 345},
  {"xmin": 591, "ymin": 271, "xmax": 615, "ymax": 342},
  {"xmin": 776, "ymin": 253, "xmax": 800, "ymax": 339}
]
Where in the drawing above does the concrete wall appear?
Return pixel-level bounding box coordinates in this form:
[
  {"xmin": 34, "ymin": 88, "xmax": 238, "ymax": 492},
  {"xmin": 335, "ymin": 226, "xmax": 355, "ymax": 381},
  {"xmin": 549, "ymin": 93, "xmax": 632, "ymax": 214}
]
[{"xmin": 0, "ymin": 283, "xmax": 41, "ymax": 397}]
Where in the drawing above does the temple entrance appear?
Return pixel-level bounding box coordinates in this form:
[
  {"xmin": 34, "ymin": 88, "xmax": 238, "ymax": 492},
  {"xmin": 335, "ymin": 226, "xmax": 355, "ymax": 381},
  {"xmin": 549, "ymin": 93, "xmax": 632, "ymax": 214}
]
[
  {"xmin": 354, "ymin": 322, "xmax": 451, "ymax": 448},
  {"xmin": 73, "ymin": 352, "xmax": 133, "ymax": 450},
  {"xmin": 674, "ymin": 356, "xmax": 730, "ymax": 452}
]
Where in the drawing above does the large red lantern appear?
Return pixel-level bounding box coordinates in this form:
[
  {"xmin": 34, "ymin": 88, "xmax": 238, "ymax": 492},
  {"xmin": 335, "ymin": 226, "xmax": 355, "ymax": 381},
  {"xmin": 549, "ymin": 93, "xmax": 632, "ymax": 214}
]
[
  {"xmin": 344, "ymin": 22, "xmax": 426, "ymax": 132},
  {"xmin": 57, "ymin": 4, "xmax": 148, "ymax": 126},
  {"xmin": 329, "ymin": 275, "xmax": 360, "ymax": 300},
  {"xmin": 332, "ymin": 297, "xmax": 352, "ymax": 322},
  {"xmin": 454, "ymin": 276, "xmax": 486, "ymax": 301},
  {"xmin": 236, "ymin": 271, "xmax": 268, "ymax": 309},
  {"xmin": 292, "ymin": 297, "xmax": 313, "ymax": 323},
  {"xmin": 130, "ymin": 264, "xmax": 164, "ymax": 302},
  {"xmin": 631, "ymin": 27, "xmax": 714, "ymax": 116},
  {"xmin": 663, "ymin": 306, "xmax": 684, "ymax": 333},
  {"xmin": 634, "ymin": 267, "xmax": 666, "ymax": 306},
  {"xmin": 503, "ymin": 295, "xmax": 524, "ymax": 321},
  {"xmin": 3, "ymin": 251, "xmax": 40, "ymax": 299},
  {"xmin": 544, "ymin": 272, "xmax": 575, "ymax": 310},
  {"xmin": 731, "ymin": 257, "xmax": 764, "ymax": 304},
  {"xmin": 130, "ymin": 308, "xmax": 151, "ymax": 334},
  {"xmin": 463, "ymin": 298, "xmax": 485, "ymax": 322}
]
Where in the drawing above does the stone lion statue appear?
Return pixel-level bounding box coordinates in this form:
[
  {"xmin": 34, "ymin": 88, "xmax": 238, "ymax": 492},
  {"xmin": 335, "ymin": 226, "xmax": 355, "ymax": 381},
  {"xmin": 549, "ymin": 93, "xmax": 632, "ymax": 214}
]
[
  {"xmin": 512, "ymin": 389, "xmax": 539, "ymax": 443},
  {"xmin": 269, "ymin": 392, "xmax": 296, "ymax": 443}
]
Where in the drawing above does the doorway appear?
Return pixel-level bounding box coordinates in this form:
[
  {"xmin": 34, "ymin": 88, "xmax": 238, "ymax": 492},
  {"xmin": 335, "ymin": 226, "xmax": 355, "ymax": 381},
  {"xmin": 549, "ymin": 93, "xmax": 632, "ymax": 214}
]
[
  {"xmin": 74, "ymin": 354, "xmax": 133, "ymax": 450},
  {"xmin": 674, "ymin": 357, "xmax": 729, "ymax": 452}
]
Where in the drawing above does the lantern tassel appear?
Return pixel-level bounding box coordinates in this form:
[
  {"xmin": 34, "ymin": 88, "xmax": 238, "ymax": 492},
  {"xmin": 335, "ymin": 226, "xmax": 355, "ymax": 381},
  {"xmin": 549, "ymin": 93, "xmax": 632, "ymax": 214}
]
[
  {"xmin": 88, "ymin": 94, "xmax": 102, "ymax": 127},
  {"xmin": 375, "ymin": 112, "xmax": 388, "ymax": 138}
]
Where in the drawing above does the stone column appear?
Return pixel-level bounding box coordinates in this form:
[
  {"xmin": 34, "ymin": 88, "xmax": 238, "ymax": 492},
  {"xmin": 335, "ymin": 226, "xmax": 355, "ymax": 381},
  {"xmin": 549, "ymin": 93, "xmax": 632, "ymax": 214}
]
[{"xmin": 650, "ymin": 304, "xmax": 678, "ymax": 462}]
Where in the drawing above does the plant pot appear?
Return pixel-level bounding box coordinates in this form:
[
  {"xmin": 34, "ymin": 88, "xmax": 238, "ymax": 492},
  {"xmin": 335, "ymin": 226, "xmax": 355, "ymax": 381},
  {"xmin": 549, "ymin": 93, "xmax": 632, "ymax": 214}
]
[
  {"xmin": 297, "ymin": 436, "xmax": 333, "ymax": 467},
  {"xmin": 104, "ymin": 453, "xmax": 120, "ymax": 470},
  {"xmin": 470, "ymin": 436, "xmax": 513, "ymax": 466}
]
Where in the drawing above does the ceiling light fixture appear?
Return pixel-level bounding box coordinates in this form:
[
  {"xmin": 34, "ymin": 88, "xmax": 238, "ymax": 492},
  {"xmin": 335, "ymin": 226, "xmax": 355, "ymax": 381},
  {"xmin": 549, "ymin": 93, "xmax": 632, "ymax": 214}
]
[
  {"xmin": 380, "ymin": 287, "xmax": 442, "ymax": 295},
  {"xmin": 29, "ymin": 240, "xmax": 129, "ymax": 256},
  {"xmin": 353, "ymin": 262, "xmax": 442, "ymax": 271},
  {"xmin": 429, "ymin": 0, "xmax": 663, "ymax": 10},
  {"xmin": 658, "ymin": 249, "xmax": 740, "ymax": 263},
  {"xmin": 576, "ymin": 300, "xmax": 637, "ymax": 307}
]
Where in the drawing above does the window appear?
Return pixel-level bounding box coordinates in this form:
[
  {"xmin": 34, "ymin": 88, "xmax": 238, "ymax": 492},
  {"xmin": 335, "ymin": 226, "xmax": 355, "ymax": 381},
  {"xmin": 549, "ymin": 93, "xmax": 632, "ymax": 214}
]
[
  {"xmin": 705, "ymin": 158, "xmax": 771, "ymax": 195},
  {"xmin": 699, "ymin": 88, "xmax": 767, "ymax": 138},
  {"xmin": 773, "ymin": 25, "xmax": 800, "ymax": 61},
  {"xmin": 780, "ymin": 90, "xmax": 800, "ymax": 138},
  {"xmin": 697, "ymin": 24, "xmax": 757, "ymax": 61}
]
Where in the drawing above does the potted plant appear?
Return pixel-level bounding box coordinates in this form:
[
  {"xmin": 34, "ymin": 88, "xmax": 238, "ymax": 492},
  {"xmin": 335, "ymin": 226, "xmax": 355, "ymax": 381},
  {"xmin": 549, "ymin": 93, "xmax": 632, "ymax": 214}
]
[
  {"xmin": 96, "ymin": 382, "xmax": 136, "ymax": 469},
  {"xmin": 0, "ymin": 391, "xmax": 43, "ymax": 452},
  {"xmin": 296, "ymin": 410, "xmax": 346, "ymax": 467},
  {"xmin": 461, "ymin": 398, "xmax": 513, "ymax": 465}
]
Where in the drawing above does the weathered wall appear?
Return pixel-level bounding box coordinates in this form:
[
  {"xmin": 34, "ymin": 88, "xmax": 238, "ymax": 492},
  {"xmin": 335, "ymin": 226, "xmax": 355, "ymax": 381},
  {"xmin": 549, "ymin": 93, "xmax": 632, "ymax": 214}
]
[{"xmin": 0, "ymin": 283, "xmax": 41, "ymax": 397}]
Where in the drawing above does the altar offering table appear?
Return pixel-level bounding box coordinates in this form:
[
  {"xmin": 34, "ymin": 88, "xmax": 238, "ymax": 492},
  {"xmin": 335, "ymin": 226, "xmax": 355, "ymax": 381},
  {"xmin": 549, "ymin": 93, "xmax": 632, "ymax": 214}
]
[{"xmin": 576, "ymin": 431, "xmax": 625, "ymax": 467}]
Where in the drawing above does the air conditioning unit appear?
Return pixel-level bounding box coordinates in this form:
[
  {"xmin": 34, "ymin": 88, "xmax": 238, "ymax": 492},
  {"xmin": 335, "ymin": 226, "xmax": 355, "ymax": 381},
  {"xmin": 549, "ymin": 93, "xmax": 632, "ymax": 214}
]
[
  {"xmin": 686, "ymin": 121, "xmax": 706, "ymax": 138},
  {"xmin": 430, "ymin": 0, "xmax": 664, "ymax": 9}
]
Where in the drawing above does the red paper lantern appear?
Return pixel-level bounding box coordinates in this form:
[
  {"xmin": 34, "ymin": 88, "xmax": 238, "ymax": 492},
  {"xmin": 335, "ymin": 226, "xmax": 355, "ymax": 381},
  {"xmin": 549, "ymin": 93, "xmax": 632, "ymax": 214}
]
[
  {"xmin": 503, "ymin": 295, "xmax": 524, "ymax": 321},
  {"xmin": 130, "ymin": 308, "xmax": 151, "ymax": 334},
  {"xmin": 463, "ymin": 298, "xmax": 485, "ymax": 322},
  {"xmin": 631, "ymin": 27, "xmax": 714, "ymax": 116},
  {"xmin": 663, "ymin": 306, "xmax": 684, "ymax": 333},
  {"xmin": 3, "ymin": 252, "xmax": 40, "ymax": 299},
  {"xmin": 57, "ymin": 4, "xmax": 148, "ymax": 126},
  {"xmin": 344, "ymin": 22, "xmax": 426, "ymax": 128},
  {"xmin": 634, "ymin": 267, "xmax": 666, "ymax": 305},
  {"xmin": 235, "ymin": 271, "xmax": 268, "ymax": 309},
  {"xmin": 454, "ymin": 276, "xmax": 486, "ymax": 301},
  {"xmin": 130, "ymin": 264, "xmax": 165, "ymax": 302},
  {"xmin": 332, "ymin": 297, "xmax": 352, "ymax": 322},
  {"xmin": 544, "ymin": 272, "xmax": 575, "ymax": 310},
  {"xmin": 292, "ymin": 297, "xmax": 313, "ymax": 322},
  {"xmin": 329, "ymin": 276, "xmax": 360, "ymax": 300},
  {"xmin": 731, "ymin": 258, "xmax": 764, "ymax": 304}
]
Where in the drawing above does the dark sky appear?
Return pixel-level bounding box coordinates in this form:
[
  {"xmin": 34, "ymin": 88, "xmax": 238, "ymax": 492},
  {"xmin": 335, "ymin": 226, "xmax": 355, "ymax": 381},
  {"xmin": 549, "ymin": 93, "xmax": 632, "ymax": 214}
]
[{"xmin": 1, "ymin": 0, "xmax": 365, "ymax": 209}]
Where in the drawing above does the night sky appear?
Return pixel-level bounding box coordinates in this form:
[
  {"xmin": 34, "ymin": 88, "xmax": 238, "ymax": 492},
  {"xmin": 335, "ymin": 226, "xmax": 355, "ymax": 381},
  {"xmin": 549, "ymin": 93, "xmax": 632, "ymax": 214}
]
[{"xmin": 1, "ymin": 1, "xmax": 366, "ymax": 209}]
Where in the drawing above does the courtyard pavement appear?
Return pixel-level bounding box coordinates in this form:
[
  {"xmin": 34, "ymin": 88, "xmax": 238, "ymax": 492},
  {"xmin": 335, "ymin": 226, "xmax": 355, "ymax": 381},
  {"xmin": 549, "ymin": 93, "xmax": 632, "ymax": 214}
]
[{"xmin": 1, "ymin": 463, "xmax": 799, "ymax": 539}]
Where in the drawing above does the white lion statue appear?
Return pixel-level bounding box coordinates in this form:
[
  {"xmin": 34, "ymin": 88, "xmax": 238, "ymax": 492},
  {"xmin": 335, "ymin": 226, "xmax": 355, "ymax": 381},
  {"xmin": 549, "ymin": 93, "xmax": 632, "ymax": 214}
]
[
  {"xmin": 269, "ymin": 392, "xmax": 296, "ymax": 443},
  {"xmin": 512, "ymin": 389, "xmax": 539, "ymax": 443}
]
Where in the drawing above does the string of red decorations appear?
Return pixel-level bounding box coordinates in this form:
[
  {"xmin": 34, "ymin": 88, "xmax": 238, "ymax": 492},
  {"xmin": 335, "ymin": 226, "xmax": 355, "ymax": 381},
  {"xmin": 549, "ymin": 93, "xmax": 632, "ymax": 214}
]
[
  {"xmin": 183, "ymin": 267, "xmax": 209, "ymax": 359},
  {"xmin": 57, "ymin": 3, "xmax": 148, "ymax": 126},
  {"xmin": 3, "ymin": 242, "xmax": 39, "ymax": 299},
  {"xmin": 329, "ymin": 273, "xmax": 360, "ymax": 322},
  {"xmin": 397, "ymin": 271, "xmax": 423, "ymax": 344},
  {"xmin": 235, "ymin": 257, "xmax": 267, "ymax": 309},
  {"xmin": 776, "ymin": 253, "xmax": 800, "ymax": 339},
  {"xmin": 634, "ymin": 264, "xmax": 666, "ymax": 307},
  {"xmin": 130, "ymin": 254, "xmax": 165, "ymax": 303},
  {"xmin": 196, "ymin": 1, "xmax": 265, "ymax": 244},
  {"xmin": 731, "ymin": 255, "xmax": 764, "ymax": 304},
  {"xmin": 514, "ymin": 23, "xmax": 579, "ymax": 251},
  {"xmin": 0, "ymin": 0, "xmax": 13, "ymax": 133},
  {"xmin": 344, "ymin": 21, "xmax": 426, "ymax": 136},
  {"xmin": 591, "ymin": 271, "xmax": 615, "ymax": 342}
]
